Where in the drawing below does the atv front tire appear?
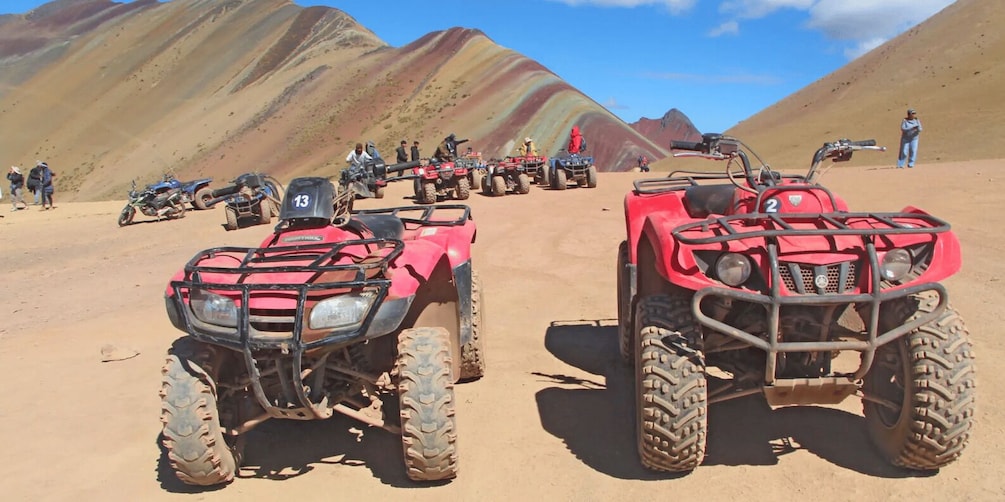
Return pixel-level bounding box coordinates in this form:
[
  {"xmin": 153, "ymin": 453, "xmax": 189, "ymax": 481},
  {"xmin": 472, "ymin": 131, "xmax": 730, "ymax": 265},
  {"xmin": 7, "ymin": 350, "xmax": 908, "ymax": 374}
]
[
  {"xmin": 554, "ymin": 168, "xmax": 568, "ymax": 190},
  {"xmin": 421, "ymin": 180, "xmax": 438, "ymax": 205},
  {"xmin": 635, "ymin": 294, "xmax": 707, "ymax": 472},
  {"xmin": 160, "ymin": 339, "xmax": 238, "ymax": 486},
  {"xmin": 863, "ymin": 292, "xmax": 976, "ymax": 470},
  {"xmin": 455, "ymin": 177, "xmax": 471, "ymax": 200},
  {"xmin": 397, "ymin": 327, "xmax": 459, "ymax": 481},
  {"xmin": 224, "ymin": 207, "xmax": 238, "ymax": 231},
  {"xmin": 460, "ymin": 271, "xmax": 485, "ymax": 380},
  {"xmin": 516, "ymin": 173, "xmax": 530, "ymax": 194},
  {"xmin": 586, "ymin": 165, "xmax": 598, "ymax": 188},
  {"xmin": 375, "ymin": 185, "xmax": 386, "ymax": 199},
  {"xmin": 256, "ymin": 202, "xmax": 271, "ymax": 225},
  {"xmin": 539, "ymin": 166, "xmax": 551, "ymax": 187}
]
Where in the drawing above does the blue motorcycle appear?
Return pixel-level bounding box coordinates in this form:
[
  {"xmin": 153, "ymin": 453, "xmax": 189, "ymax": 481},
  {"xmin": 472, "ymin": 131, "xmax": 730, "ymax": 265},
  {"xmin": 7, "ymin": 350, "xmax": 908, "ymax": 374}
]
[{"xmin": 147, "ymin": 174, "xmax": 215, "ymax": 210}]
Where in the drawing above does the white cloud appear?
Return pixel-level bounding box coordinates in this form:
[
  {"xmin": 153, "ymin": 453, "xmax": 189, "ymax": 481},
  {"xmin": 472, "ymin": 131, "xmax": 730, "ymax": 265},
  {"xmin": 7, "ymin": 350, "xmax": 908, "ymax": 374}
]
[
  {"xmin": 549, "ymin": 0, "xmax": 696, "ymax": 14},
  {"xmin": 603, "ymin": 97, "xmax": 629, "ymax": 110},
  {"xmin": 642, "ymin": 71, "xmax": 782, "ymax": 85},
  {"xmin": 708, "ymin": 21, "xmax": 739, "ymax": 37},
  {"xmin": 716, "ymin": 0, "xmax": 953, "ymax": 59}
]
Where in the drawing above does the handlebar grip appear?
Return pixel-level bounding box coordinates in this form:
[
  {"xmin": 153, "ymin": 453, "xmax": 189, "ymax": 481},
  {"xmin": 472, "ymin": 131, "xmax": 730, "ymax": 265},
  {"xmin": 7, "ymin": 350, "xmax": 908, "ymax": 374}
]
[
  {"xmin": 386, "ymin": 159, "xmax": 420, "ymax": 174},
  {"xmin": 850, "ymin": 139, "xmax": 876, "ymax": 147},
  {"xmin": 671, "ymin": 140, "xmax": 703, "ymax": 151}
]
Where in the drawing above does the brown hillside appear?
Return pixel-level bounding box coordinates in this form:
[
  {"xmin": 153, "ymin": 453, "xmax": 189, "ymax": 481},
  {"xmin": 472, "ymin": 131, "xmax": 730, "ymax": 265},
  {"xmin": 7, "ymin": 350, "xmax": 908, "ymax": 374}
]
[
  {"xmin": 723, "ymin": 0, "xmax": 1005, "ymax": 171},
  {"xmin": 0, "ymin": 0, "xmax": 666, "ymax": 202},
  {"xmin": 629, "ymin": 108, "xmax": 702, "ymax": 154}
]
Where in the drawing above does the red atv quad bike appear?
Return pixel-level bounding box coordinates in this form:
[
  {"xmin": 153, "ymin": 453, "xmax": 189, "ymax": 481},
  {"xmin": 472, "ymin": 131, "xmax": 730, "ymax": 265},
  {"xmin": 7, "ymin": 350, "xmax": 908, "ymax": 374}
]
[
  {"xmin": 481, "ymin": 157, "xmax": 532, "ymax": 197},
  {"xmin": 512, "ymin": 154, "xmax": 549, "ymax": 185},
  {"xmin": 617, "ymin": 133, "xmax": 974, "ymax": 473},
  {"xmin": 413, "ymin": 135, "xmax": 474, "ymax": 204},
  {"xmin": 159, "ymin": 168, "xmax": 485, "ymax": 487}
]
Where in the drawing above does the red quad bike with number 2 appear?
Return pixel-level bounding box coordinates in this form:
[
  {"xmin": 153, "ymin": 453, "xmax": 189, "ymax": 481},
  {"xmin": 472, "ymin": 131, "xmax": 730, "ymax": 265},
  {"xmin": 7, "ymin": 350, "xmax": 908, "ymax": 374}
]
[
  {"xmin": 159, "ymin": 167, "xmax": 485, "ymax": 487},
  {"xmin": 617, "ymin": 133, "xmax": 975, "ymax": 473}
]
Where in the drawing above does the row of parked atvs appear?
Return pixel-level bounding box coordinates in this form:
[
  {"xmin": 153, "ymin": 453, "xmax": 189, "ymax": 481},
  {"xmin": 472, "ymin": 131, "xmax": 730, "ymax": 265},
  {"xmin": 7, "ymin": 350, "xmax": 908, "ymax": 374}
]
[{"xmin": 117, "ymin": 172, "xmax": 284, "ymax": 230}]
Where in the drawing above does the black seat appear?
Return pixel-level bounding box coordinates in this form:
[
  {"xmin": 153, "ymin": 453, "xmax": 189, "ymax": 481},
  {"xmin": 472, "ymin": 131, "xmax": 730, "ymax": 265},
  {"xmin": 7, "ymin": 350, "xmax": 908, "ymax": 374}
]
[
  {"xmin": 350, "ymin": 214, "xmax": 405, "ymax": 241},
  {"xmin": 684, "ymin": 185, "xmax": 735, "ymax": 218}
]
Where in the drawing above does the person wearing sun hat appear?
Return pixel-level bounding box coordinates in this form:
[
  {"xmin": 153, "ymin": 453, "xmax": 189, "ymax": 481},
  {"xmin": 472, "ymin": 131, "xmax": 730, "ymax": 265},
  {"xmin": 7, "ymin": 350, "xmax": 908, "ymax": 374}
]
[
  {"xmin": 7, "ymin": 165, "xmax": 26, "ymax": 211},
  {"xmin": 897, "ymin": 108, "xmax": 923, "ymax": 168},
  {"xmin": 519, "ymin": 136, "xmax": 537, "ymax": 157}
]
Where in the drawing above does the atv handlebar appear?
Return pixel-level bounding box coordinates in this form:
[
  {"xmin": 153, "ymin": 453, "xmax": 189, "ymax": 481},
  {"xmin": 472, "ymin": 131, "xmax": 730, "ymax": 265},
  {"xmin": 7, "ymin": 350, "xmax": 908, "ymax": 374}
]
[{"xmin": 850, "ymin": 139, "xmax": 876, "ymax": 147}]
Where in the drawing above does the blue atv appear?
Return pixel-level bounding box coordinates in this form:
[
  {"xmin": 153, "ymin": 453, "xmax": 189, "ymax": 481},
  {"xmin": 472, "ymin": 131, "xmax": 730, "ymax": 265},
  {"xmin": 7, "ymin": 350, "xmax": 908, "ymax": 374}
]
[
  {"xmin": 148, "ymin": 174, "xmax": 215, "ymax": 210},
  {"xmin": 549, "ymin": 150, "xmax": 598, "ymax": 190},
  {"xmin": 204, "ymin": 173, "xmax": 284, "ymax": 231}
]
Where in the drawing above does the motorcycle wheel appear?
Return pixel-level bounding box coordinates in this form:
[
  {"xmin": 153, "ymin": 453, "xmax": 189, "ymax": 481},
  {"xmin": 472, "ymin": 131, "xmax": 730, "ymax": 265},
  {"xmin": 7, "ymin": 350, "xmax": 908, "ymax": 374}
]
[{"xmin": 118, "ymin": 205, "xmax": 136, "ymax": 227}]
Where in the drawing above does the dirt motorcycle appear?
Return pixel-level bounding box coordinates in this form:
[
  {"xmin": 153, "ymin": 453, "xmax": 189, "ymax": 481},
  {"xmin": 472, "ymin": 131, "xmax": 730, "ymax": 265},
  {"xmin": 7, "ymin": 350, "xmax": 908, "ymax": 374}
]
[{"xmin": 117, "ymin": 180, "xmax": 187, "ymax": 227}]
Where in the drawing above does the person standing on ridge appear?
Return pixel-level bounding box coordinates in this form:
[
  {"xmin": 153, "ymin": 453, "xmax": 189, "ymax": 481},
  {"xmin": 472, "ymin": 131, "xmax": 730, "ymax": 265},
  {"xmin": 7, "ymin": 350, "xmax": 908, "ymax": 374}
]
[
  {"xmin": 410, "ymin": 140, "xmax": 421, "ymax": 161},
  {"xmin": 396, "ymin": 139, "xmax": 409, "ymax": 163},
  {"xmin": 897, "ymin": 108, "xmax": 922, "ymax": 169}
]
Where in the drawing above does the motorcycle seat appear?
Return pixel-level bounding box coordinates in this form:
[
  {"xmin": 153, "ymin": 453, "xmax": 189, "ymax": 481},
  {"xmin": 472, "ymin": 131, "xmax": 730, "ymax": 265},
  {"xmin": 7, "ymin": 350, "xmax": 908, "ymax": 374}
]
[{"xmin": 684, "ymin": 184, "xmax": 735, "ymax": 218}]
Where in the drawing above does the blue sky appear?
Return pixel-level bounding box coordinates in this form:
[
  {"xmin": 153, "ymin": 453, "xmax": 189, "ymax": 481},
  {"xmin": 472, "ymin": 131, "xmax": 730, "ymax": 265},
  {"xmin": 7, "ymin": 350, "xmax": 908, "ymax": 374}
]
[{"xmin": 3, "ymin": 0, "xmax": 953, "ymax": 133}]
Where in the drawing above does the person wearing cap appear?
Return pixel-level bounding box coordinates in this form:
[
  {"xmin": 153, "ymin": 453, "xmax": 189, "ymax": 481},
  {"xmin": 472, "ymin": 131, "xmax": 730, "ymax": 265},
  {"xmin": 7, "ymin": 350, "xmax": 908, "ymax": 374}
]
[
  {"xmin": 396, "ymin": 139, "xmax": 409, "ymax": 163},
  {"xmin": 7, "ymin": 166, "xmax": 26, "ymax": 211},
  {"xmin": 519, "ymin": 137, "xmax": 537, "ymax": 157},
  {"xmin": 897, "ymin": 108, "xmax": 923, "ymax": 169},
  {"xmin": 364, "ymin": 140, "xmax": 383, "ymax": 161}
]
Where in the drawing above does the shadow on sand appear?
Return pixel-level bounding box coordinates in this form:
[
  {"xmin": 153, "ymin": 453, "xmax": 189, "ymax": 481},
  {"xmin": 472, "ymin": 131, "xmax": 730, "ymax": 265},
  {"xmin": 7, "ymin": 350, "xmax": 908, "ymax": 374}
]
[{"xmin": 534, "ymin": 319, "xmax": 931, "ymax": 480}]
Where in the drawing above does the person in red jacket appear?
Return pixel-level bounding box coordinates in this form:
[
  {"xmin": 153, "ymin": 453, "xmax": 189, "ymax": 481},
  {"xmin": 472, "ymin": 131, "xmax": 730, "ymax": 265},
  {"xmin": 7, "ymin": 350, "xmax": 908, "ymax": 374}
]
[{"xmin": 567, "ymin": 125, "xmax": 584, "ymax": 154}]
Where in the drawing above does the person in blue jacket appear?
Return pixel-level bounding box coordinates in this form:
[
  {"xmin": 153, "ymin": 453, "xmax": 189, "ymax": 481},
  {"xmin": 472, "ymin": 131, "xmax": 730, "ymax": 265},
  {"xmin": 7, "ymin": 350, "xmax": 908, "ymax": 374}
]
[{"xmin": 897, "ymin": 108, "xmax": 922, "ymax": 169}]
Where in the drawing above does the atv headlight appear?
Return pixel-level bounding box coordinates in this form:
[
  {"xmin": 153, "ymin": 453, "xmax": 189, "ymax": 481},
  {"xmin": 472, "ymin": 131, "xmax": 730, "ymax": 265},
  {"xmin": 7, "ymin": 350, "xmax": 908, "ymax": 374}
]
[
  {"xmin": 190, "ymin": 289, "xmax": 238, "ymax": 328},
  {"xmin": 309, "ymin": 292, "xmax": 377, "ymax": 330},
  {"xmin": 715, "ymin": 253, "xmax": 752, "ymax": 287},
  {"xmin": 880, "ymin": 248, "xmax": 912, "ymax": 281}
]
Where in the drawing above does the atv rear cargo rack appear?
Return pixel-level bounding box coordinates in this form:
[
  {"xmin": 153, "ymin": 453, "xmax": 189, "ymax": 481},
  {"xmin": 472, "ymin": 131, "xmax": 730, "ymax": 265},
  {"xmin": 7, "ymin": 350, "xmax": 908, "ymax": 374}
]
[{"xmin": 353, "ymin": 204, "xmax": 471, "ymax": 226}]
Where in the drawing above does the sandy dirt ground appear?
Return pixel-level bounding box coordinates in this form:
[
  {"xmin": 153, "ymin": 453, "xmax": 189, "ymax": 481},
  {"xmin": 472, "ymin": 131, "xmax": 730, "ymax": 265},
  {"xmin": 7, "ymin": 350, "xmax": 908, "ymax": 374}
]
[{"xmin": 1, "ymin": 161, "xmax": 1003, "ymax": 501}]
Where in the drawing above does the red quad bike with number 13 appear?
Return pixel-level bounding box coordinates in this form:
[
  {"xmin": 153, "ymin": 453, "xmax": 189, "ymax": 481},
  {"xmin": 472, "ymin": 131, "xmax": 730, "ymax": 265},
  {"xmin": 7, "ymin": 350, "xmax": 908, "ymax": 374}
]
[
  {"xmin": 159, "ymin": 162, "xmax": 484, "ymax": 487},
  {"xmin": 616, "ymin": 133, "xmax": 975, "ymax": 473}
]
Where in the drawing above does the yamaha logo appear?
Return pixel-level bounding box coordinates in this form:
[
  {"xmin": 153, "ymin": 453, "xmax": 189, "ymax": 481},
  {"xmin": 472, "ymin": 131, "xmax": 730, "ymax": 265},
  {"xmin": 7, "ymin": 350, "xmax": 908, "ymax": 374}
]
[
  {"xmin": 814, "ymin": 274, "xmax": 829, "ymax": 289},
  {"xmin": 788, "ymin": 194, "xmax": 803, "ymax": 207}
]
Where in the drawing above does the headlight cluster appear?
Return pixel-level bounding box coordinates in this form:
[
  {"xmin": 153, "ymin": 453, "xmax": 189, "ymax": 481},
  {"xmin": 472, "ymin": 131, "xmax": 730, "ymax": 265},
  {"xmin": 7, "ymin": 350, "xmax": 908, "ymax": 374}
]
[
  {"xmin": 309, "ymin": 292, "xmax": 377, "ymax": 330},
  {"xmin": 714, "ymin": 253, "xmax": 752, "ymax": 286},
  {"xmin": 879, "ymin": 248, "xmax": 913, "ymax": 281},
  {"xmin": 190, "ymin": 289, "xmax": 238, "ymax": 327}
]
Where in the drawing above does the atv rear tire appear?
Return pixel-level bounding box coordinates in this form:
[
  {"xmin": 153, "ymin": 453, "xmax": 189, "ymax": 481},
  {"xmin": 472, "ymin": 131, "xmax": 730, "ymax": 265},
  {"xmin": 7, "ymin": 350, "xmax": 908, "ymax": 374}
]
[
  {"xmin": 491, "ymin": 174, "xmax": 507, "ymax": 197},
  {"xmin": 421, "ymin": 180, "xmax": 438, "ymax": 205},
  {"xmin": 863, "ymin": 292, "xmax": 976, "ymax": 470},
  {"xmin": 193, "ymin": 187, "xmax": 213, "ymax": 210},
  {"xmin": 460, "ymin": 271, "xmax": 485, "ymax": 380},
  {"xmin": 516, "ymin": 173, "xmax": 530, "ymax": 194},
  {"xmin": 160, "ymin": 339, "xmax": 238, "ymax": 486},
  {"xmin": 635, "ymin": 294, "xmax": 707, "ymax": 472},
  {"xmin": 480, "ymin": 174, "xmax": 490, "ymax": 195},
  {"xmin": 616, "ymin": 241, "xmax": 632, "ymax": 363},
  {"xmin": 455, "ymin": 177, "xmax": 471, "ymax": 200},
  {"xmin": 224, "ymin": 207, "xmax": 238, "ymax": 231},
  {"xmin": 413, "ymin": 178, "xmax": 422, "ymax": 200},
  {"xmin": 554, "ymin": 168, "xmax": 567, "ymax": 190},
  {"xmin": 118, "ymin": 205, "xmax": 135, "ymax": 227},
  {"xmin": 586, "ymin": 165, "xmax": 598, "ymax": 188},
  {"xmin": 396, "ymin": 327, "xmax": 459, "ymax": 481},
  {"xmin": 471, "ymin": 171, "xmax": 483, "ymax": 195}
]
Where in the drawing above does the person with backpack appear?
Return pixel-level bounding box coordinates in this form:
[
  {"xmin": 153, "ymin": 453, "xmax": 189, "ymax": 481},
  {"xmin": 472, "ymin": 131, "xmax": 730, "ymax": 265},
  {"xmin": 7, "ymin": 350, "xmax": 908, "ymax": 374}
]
[
  {"xmin": 38, "ymin": 161, "xmax": 55, "ymax": 210},
  {"xmin": 7, "ymin": 166, "xmax": 27, "ymax": 211},
  {"xmin": 27, "ymin": 162, "xmax": 43, "ymax": 205},
  {"xmin": 568, "ymin": 125, "xmax": 586, "ymax": 154}
]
